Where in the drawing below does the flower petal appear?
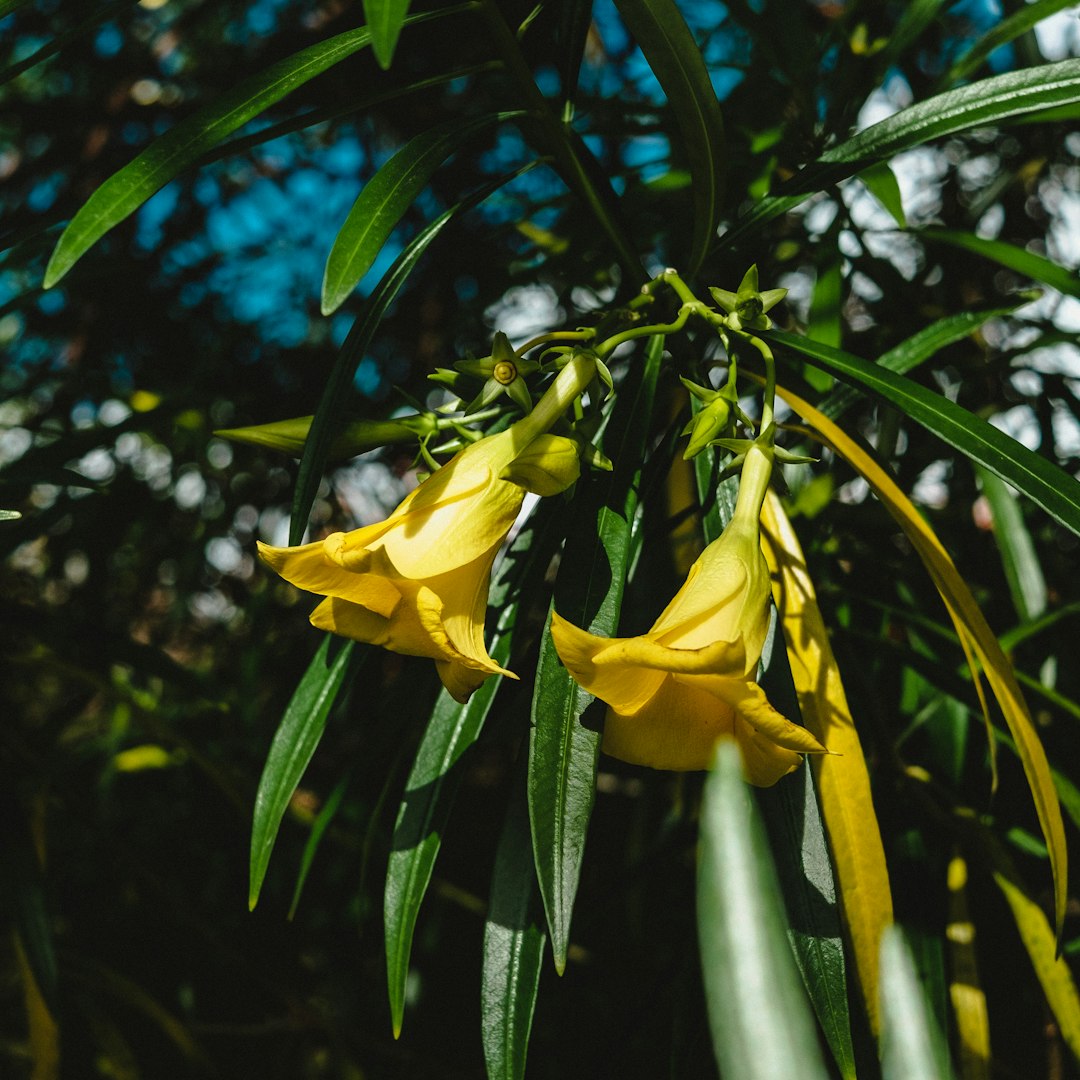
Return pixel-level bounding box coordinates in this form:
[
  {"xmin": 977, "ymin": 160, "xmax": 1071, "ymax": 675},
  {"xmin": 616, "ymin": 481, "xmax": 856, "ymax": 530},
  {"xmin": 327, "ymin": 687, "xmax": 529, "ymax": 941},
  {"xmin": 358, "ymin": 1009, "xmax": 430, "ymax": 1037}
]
[
  {"xmin": 550, "ymin": 612, "xmax": 666, "ymax": 714},
  {"xmin": 693, "ymin": 676, "xmax": 828, "ymax": 754},
  {"xmin": 601, "ymin": 673, "xmax": 737, "ymax": 771},
  {"xmin": 435, "ymin": 659, "xmax": 493, "ymax": 704},
  {"xmin": 731, "ymin": 714, "xmax": 804, "ymax": 787}
]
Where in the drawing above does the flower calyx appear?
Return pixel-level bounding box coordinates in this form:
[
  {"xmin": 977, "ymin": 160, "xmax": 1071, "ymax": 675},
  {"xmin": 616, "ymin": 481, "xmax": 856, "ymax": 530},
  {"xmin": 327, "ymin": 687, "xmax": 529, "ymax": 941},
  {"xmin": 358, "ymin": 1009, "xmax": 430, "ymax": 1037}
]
[
  {"xmin": 455, "ymin": 331, "xmax": 540, "ymax": 415},
  {"xmin": 679, "ymin": 376, "xmax": 753, "ymax": 460},
  {"xmin": 709, "ymin": 265, "xmax": 787, "ymax": 333}
]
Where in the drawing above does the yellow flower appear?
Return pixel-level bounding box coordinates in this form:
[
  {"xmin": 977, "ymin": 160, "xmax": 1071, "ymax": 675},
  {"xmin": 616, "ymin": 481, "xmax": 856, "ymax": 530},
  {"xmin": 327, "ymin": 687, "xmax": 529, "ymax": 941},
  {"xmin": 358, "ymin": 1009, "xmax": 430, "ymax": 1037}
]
[
  {"xmin": 259, "ymin": 354, "xmax": 594, "ymax": 704},
  {"xmin": 550, "ymin": 442, "xmax": 827, "ymax": 783}
]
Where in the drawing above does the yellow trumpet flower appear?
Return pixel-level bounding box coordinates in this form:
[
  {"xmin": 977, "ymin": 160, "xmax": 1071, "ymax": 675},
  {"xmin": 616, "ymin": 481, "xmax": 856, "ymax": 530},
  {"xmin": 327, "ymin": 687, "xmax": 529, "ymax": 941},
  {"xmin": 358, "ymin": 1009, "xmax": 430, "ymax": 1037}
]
[
  {"xmin": 259, "ymin": 353, "xmax": 595, "ymax": 703},
  {"xmin": 551, "ymin": 441, "xmax": 827, "ymax": 783}
]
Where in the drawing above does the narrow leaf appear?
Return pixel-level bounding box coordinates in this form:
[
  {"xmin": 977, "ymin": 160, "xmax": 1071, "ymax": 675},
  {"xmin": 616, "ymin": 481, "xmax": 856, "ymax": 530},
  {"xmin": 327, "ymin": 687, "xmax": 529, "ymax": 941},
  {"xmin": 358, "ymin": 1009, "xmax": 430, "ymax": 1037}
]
[
  {"xmin": 363, "ymin": 0, "xmax": 411, "ymax": 69},
  {"xmin": 287, "ymin": 771, "xmax": 351, "ymax": 920},
  {"xmin": 918, "ymin": 228, "xmax": 1080, "ymax": 298},
  {"xmin": 557, "ymin": 0, "xmax": 595, "ymax": 106},
  {"xmin": 766, "ymin": 328, "xmax": 1080, "ymax": 540},
  {"xmin": 761, "ymin": 492, "xmax": 894, "ymax": 1036},
  {"xmin": 613, "ymin": 0, "xmax": 725, "ymax": 274},
  {"xmin": 292, "ymin": 163, "xmax": 538, "ymax": 545},
  {"xmin": 482, "ymin": 776, "xmax": 546, "ymax": 1080},
  {"xmin": 321, "ymin": 113, "xmax": 515, "ymax": 315},
  {"xmin": 249, "ymin": 637, "xmax": 355, "ymax": 910},
  {"xmin": 975, "ymin": 466, "xmax": 1047, "ymax": 623},
  {"xmin": 774, "ymin": 380, "xmax": 1068, "ymax": 942},
  {"xmin": 859, "ymin": 160, "xmax": 906, "ymax": 228},
  {"xmin": 819, "ymin": 298, "xmax": 1036, "ymax": 420},
  {"xmin": 719, "ymin": 59, "xmax": 1080, "ymax": 247},
  {"xmin": 529, "ymin": 336, "xmax": 661, "ymax": 972},
  {"xmin": 755, "ymin": 736, "xmax": 857, "ymax": 1078},
  {"xmin": 385, "ymin": 506, "xmax": 554, "ymax": 1038},
  {"xmin": 43, "ymin": 9, "xmax": 457, "ymax": 286},
  {"xmin": 698, "ymin": 742, "xmax": 830, "ymax": 1080},
  {"xmin": 941, "ymin": 0, "xmax": 1078, "ymax": 87},
  {"xmin": 879, "ymin": 926, "xmax": 957, "ymax": 1080}
]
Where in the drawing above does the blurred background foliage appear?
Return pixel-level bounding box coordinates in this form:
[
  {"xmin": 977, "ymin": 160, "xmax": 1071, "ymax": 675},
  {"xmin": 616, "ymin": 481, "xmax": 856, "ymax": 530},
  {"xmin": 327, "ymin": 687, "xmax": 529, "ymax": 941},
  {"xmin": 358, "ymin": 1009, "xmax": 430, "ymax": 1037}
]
[{"xmin": 2, "ymin": 0, "xmax": 1080, "ymax": 1076}]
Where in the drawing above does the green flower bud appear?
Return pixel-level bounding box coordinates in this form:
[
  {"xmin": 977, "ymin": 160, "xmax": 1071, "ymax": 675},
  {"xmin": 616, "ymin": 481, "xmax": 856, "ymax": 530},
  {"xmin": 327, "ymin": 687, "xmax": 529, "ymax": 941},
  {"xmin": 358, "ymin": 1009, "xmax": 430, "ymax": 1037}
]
[{"xmin": 500, "ymin": 433, "xmax": 581, "ymax": 496}]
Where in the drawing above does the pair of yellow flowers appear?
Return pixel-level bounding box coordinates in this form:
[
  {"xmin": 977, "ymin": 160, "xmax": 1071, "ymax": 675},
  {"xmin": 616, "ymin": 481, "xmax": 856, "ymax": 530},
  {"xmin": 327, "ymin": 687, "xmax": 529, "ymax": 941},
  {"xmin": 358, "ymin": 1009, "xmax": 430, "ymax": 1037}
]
[{"xmin": 259, "ymin": 358, "xmax": 826, "ymax": 787}]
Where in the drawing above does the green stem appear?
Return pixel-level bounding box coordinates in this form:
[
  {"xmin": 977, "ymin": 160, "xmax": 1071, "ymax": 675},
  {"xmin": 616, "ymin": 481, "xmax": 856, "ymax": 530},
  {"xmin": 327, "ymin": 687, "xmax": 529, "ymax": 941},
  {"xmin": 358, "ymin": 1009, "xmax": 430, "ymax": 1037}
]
[
  {"xmin": 516, "ymin": 329, "xmax": 595, "ymax": 356},
  {"xmin": 595, "ymin": 308, "xmax": 692, "ymax": 357}
]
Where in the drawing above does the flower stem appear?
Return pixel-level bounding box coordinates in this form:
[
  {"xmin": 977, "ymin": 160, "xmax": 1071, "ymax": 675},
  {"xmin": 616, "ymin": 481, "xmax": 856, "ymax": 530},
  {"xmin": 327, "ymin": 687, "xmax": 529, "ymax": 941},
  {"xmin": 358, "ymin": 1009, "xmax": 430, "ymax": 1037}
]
[{"xmin": 519, "ymin": 351, "xmax": 597, "ymax": 439}]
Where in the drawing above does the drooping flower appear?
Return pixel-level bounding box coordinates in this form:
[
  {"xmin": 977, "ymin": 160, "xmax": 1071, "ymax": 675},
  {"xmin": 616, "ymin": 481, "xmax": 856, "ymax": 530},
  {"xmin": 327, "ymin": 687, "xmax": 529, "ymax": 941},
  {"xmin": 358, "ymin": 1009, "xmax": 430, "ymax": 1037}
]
[
  {"xmin": 550, "ymin": 440, "xmax": 827, "ymax": 783},
  {"xmin": 259, "ymin": 353, "xmax": 595, "ymax": 703}
]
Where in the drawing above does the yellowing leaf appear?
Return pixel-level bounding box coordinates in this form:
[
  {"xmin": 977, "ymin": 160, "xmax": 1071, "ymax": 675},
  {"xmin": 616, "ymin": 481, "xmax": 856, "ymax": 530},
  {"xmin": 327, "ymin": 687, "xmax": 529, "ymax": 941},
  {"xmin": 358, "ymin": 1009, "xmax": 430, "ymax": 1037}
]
[
  {"xmin": 760, "ymin": 491, "xmax": 893, "ymax": 1035},
  {"xmin": 994, "ymin": 871, "xmax": 1080, "ymax": 1061},
  {"xmin": 946, "ymin": 854, "xmax": 991, "ymax": 1080},
  {"xmin": 774, "ymin": 380, "xmax": 1068, "ymax": 943}
]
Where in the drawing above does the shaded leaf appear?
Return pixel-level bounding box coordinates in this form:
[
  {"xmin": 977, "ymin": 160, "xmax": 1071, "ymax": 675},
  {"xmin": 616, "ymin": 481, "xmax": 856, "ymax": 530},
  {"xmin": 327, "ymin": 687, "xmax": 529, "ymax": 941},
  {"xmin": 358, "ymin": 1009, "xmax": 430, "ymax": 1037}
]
[
  {"xmin": 720, "ymin": 59, "xmax": 1080, "ymax": 247},
  {"xmin": 613, "ymin": 0, "xmax": 725, "ymax": 274},
  {"xmin": 287, "ymin": 771, "xmax": 351, "ymax": 920},
  {"xmin": 249, "ymin": 637, "xmax": 356, "ymax": 910},
  {"xmin": 698, "ymin": 742, "xmax": 830, "ymax": 1080},
  {"xmin": 321, "ymin": 113, "xmax": 516, "ymax": 315},
  {"xmin": 482, "ymin": 776, "xmax": 546, "ymax": 1080},
  {"xmin": 363, "ymin": 0, "xmax": 411, "ymax": 69},
  {"xmin": 385, "ymin": 505, "xmax": 555, "ymax": 1038},
  {"xmin": 766, "ymin": 328, "xmax": 1080, "ymax": 540},
  {"xmin": 918, "ymin": 228, "xmax": 1080, "ymax": 298},
  {"xmin": 528, "ymin": 336, "xmax": 661, "ymax": 972},
  {"xmin": 859, "ymin": 160, "xmax": 906, "ymax": 228}
]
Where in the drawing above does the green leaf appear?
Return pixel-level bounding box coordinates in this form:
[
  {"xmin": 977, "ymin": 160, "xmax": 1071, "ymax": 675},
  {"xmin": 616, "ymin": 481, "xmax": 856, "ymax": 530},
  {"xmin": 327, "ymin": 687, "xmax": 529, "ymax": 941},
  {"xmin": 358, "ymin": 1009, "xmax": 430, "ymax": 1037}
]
[
  {"xmin": 859, "ymin": 160, "xmax": 906, "ymax": 227},
  {"xmin": 249, "ymin": 637, "xmax": 356, "ymax": 910},
  {"xmin": 918, "ymin": 228, "xmax": 1080, "ymax": 298},
  {"xmin": 528, "ymin": 335, "xmax": 662, "ymax": 972},
  {"xmin": 43, "ymin": 8, "xmax": 457, "ymax": 287},
  {"xmin": 291, "ymin": 163, "xmax": 538, "ymax": 545},
  {"xmin": 557, "ymin": 0, "xmax": 595, "ymax": 106},
  {"xmin": 287, "ymin": 771, "xmax": 351, "ymax": 920},
  {"xmin": 482, "ymin": 776, "xmax": 546, "ymax": 1080},
  {"xmin": 363, "ymin": 0, "xmax": 411, "ymax": 69},
  {"xmin": 613, "ymin": 0, "xmax": 725, "ymax": 275},
  {"xmin": 940, "ymin": 0, "xmax": 1078, "ymax": 87},
  {"xmin": 880, "ymin": 0, "xmax": 947, "ymax": 69},
  {"xmin": 819, "ymin": 297, "xmax": 1037, "ymax": 419},
  {"xmin": 975, "ymin": 465, "xmax": 1047, "ymax": 623},
  {"xmin": 321, "ymin": 113, "xmax": 514, "ymax": 316},
  {"xmin": 756, "ymin": 720, "xmax": 857, "ymax": 1079},
  {"xmin": 766, "ymin": 327, "xmax": 1080, "ymax": 540},
  {"xmin": 720, "ymin": 59, "xmax": 1080, "ymax": 248},
  {"xmin": 698, "ymin": 743, "xmax": 830, "ymax": 1080},
  {"xmin": 384, "ymin": 506, "xmax": 555, "ymax": 1038},
  {"xmin": 879, "ymin": 926, "xmax": 957, "ymax": 1080},
  {"xmin": 0, "ymin": 0, "xmax": 131, "ymax": 88}
]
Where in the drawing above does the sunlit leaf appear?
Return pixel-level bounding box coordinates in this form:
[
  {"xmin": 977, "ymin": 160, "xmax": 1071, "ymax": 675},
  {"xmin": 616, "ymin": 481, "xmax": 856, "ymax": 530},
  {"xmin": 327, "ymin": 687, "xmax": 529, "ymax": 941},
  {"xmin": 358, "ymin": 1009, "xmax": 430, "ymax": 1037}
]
[
  {"xmin": 698, "ymin": 742, "xmax": 830, "ymax": 1080},
  {"xmin": 613, "ymin": 0, "xmax": 725, "ymax": 274},
  {"xmin": 363, "ymin": 0, "xmax": 411, "ymax": 69},
  {"xmin": 528, "ymin": 336, "xmax": 661, "ymax": 972},
  {"xmin": 879, "ymin": 926, "xmax": 957, "ymax": 1080},
  {"xmin": 993, "ymin": 870, "xmax": 1080, "ymax": 1062},
  {"xmin": 766, "ymin": 328, "xmax": 1080, "ymax": 540},
  {"xmin": 720, "ymin": 59, "xmax": 1080, "ymax": 247},
  {"xmin": 859, "ymin": 160, "xmax": 906, "ymax": 228},
  {"xmin": 918, "ymin": 228, "xmax": 1080, "ymax": 298},
  {"xmin": 321, "ymin": 113, "xmax": 517, "ymax": 315},
  {"xmin": 761, "ymin": 492, "xmax": 893, "ymax": 1036},
  {"xmin": 774, "ymin": 380, "xmax": 1068, "ymax": 942},
  {"xmin": 249, "ymin": 637, "xmax": 356, "ymax": 910}
]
